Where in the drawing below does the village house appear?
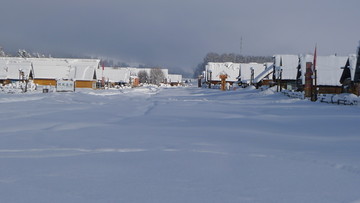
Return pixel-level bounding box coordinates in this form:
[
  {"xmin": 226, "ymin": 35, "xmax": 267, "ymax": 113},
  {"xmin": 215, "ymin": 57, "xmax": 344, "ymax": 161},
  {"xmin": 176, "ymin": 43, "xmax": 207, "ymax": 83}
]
[
  {"xmin": 96, "ymin": 67, "xmax": 131, "ymax": 87},
  {"xmin": 0, "ymin": 57, "xmax": 33, "ymax": 84},
  {"xmin": 238, "ymin": 62, "xmax": 268, "ymax": 86},
  {"xmin": 253, "ymin": 63, "xmax": 274, "ymax": 87},
  {"xmin": 273, "ymin": 55, "xmax": 301, "ymax": 91},
  {"xmin": 70, "ymin": 59, "xmax": 99, "ymax": 88},
  {"xmin": 96, "ymin": 67, "xmax": 171, "ymax": 87},
  {"xmin": 29, "ymin": 58, "xmax": 99, "ymax": 88},
  {"xmin": 205, "ymin": 62, "xmax": 240, "ymax": 87},
  {"xmin": 205, "ymin": 62, "xmax": 273, "ymax": 88},
  {"xmin": 340, "ymin": 52, "xmax": 360, "ymax": 95},
  {"xmin": 299, "ymin": 55, "xmax": 348, "ymax": 94}
]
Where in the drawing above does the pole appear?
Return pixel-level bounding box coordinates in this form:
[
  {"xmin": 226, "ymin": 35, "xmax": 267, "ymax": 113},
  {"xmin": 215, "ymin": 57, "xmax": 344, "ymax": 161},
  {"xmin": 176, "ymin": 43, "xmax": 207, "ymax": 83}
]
[{"xmin": 313, "ymin": 69, "xmax": 318, "ymax": 101}]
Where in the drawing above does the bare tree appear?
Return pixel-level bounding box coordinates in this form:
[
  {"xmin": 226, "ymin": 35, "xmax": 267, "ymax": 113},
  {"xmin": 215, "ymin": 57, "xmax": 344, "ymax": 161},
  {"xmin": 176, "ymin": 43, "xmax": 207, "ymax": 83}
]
[
  {"xmin": 17, "ymin": 49, "xmax": 32, "ymax": 58},
  {"xmin": 138, "ymin": 70, "xmax": 149, "ymax": 84},
  {"xmin": 150, "ymin": 68, "xmax": 165, "ymax": 85},
  {"xmin": 0, "ymin": 47, "xmax": 6, "ymax": 57}
]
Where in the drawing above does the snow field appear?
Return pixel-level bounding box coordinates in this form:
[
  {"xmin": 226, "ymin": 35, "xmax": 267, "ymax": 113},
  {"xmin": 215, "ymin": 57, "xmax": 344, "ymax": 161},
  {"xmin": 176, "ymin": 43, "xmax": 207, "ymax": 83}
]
[{"xmin": 0, "ymin": 86, "xmax": 359, "ymax": 202}]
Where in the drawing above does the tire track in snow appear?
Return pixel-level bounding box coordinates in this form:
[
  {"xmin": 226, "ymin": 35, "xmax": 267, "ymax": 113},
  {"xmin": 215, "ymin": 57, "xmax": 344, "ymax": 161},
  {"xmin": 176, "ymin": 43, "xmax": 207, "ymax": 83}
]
[
  {"xmin": 0, "ymin": 148, "xmax": 148, "ymax": 158},
  {"xmin": 249, "ymin": 153, "xmax": 360, "ymax": 176},
  {"xmin": 0, "ymin": 147, "xmax": 230, "ymax": 159}
]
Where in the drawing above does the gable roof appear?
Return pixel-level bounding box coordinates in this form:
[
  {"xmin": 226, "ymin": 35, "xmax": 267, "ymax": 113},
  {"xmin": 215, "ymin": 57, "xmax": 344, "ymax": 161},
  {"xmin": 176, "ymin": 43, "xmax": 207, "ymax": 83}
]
[
  {"xmin": 205, "ymin": 62, "xmax": 240, "ymax": 82},
  {"xmin": 29, "ymin": 58, "xmax": 100, "ymax": 81},
  {"xmin": 0, "ymin": 57, "xmax": 32, "ymax": 80},
  {"xmin": 69, "ymin": 59, "xmax": 99, "ymax": 81},
  {"xmin": 239, "ymin": 63, "xmax": 267, "ymax": 83},
  {"xmin": 300, "ymin": 55, "xmax": 348, "ymax": 86},
  {"xmin": 96, "ymin": 67, "xmax": 131, "ymax": 83},
  {"xmin": 274, "ymin": 55, "xmax": 299, "ymax": 80},
  {"xmin": 254, "ymin": 63, "xmax": 274, "ymax": 83}
]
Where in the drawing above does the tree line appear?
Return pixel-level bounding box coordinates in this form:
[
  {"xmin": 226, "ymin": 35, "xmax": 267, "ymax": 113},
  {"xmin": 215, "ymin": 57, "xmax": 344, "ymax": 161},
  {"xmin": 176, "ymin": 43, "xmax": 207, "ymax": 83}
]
[{"xmin": 193, "ymin": 52, "xmax": 273, "ymax": 78}]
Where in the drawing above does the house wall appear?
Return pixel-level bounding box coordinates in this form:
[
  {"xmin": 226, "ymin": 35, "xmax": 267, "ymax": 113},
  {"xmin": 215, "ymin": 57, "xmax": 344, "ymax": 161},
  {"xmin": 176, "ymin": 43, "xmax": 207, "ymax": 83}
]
[
  {"xmin": 33, "ymin": 79, "xmax": 57, "ymax": 86},
  {"xmin": 318, "ymin": 86, "xmax": 342, "ymax": 94},
  {"xmin": 0, "ymin": 79, "xmax": 12, "ymax": 85},
  {"xmin": 75, "ymin": 80, "xmax": 96, "ymax": 89},
  {"xmin": 280, "ymin": 80, "xmax": 297, "ymax": 90},
  {"xmin": 258, "ymin": 79, "xmax": 274, "ymax": 86},
  {"xmin": 169, "ymin": 82, "xmax": 183, "ymax": 86}
]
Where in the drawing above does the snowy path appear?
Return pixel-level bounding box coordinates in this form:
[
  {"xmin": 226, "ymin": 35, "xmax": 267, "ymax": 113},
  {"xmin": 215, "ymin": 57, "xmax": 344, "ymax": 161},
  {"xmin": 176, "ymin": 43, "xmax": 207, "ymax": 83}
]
[{"xmin": 0, "ymin": 86, "xmax": 359, "ymax": 202}]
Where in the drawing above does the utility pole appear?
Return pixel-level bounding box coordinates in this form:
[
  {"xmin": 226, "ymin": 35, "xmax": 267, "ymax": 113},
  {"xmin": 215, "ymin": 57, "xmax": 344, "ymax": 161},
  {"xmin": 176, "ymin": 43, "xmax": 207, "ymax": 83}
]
[{"xmin": 240, "ymin": 36, "xmax": 243, "ymax": 56}]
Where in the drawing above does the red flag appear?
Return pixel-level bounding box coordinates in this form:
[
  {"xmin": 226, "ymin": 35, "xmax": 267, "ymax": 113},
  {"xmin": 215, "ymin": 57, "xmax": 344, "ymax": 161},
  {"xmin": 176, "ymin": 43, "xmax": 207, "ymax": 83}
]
[
  {"xmin": 313, "ymin": 45, "xmax": 317, "ymax": 72},
  {"xmin": 102, "ymin": 63, "xmax": 105, "ymax": 71}
]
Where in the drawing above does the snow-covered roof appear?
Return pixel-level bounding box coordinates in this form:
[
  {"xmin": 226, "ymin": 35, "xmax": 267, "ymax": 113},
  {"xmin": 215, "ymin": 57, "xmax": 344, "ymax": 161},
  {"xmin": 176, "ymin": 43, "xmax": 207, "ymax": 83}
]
[
  {"xmin": 239, "ymin": 63, "xmax": 267, "ymax": 83},
  {"xmin": 254, "ymin": 63, "xmax": 274, "ymax": 83},
  {"xmin": 168, "ymin": 74, "xmax": 182, "ymax": 83},
  {"xmin": 69, "ymin": 59, "xmax": 100, "ymax": 81},
  {"xmin": 348, "ymin": 54, "xmax": 357, "ymax": 81},
  {"xmin": 205, "ymin": 62, "xmax": 240, "ymax": 82},
  {"xmin": 96, "ymin": 67, "xmax": 170, "ymax": 83},
  {"xmin": 96, "ymin": 67, "xmax": 131, "ymax": 83},
  {"xmin": 29, "ymin": 58, "xmax": 99, "ymax": 81},
  {"xmin": 300, "ymin": 55, "xmax": 348, "ymax": 86},
  {"xmin": 274, "ymin": 55, "xmax": 299, "ymax": 80},
  {"xmin": 0, "ymin": 57, "xmax": 32, "ymax": 80}
]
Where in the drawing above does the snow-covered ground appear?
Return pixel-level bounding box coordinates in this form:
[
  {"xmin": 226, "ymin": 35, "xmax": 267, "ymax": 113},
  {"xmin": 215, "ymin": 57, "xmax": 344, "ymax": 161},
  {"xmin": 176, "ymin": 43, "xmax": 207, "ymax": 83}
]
[{"xmin": 0, "ymin": 85, "xmax": 360, "ymax": 203}]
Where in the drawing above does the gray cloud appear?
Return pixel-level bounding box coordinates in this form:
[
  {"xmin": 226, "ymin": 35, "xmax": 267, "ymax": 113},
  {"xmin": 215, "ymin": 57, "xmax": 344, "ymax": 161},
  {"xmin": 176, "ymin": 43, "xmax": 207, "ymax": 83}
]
[{"xmin": 1, "ymin": 0, "xmax": 359, "ymax": 70}]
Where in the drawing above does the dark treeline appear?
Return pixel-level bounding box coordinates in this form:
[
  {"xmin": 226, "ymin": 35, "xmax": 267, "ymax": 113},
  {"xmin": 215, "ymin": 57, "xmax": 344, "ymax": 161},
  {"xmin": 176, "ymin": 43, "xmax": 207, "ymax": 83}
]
[{"xmin": 193, "ymin": 52, "xmax": 273, "ymax": 78}]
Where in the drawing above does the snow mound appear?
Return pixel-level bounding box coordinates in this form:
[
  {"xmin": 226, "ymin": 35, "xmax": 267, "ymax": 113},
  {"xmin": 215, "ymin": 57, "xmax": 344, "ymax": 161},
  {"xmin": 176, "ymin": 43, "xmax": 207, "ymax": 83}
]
[{"xmin": 259, "ymin": 87, "xmax": 276, "ymax": 96}]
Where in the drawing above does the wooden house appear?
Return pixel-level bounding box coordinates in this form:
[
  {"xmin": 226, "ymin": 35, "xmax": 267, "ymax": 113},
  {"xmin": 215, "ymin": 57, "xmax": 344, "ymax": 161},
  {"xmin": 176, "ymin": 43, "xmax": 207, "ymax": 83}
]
[
  {"xmin": 0, "ymin": 57, "xmax": 33, "ymax": 84},
  {"xmin": 96, "ymin": 67, "xmax": 131, "ymax": 87},
  {"xmin": 205, "ymin": 62, "xmax": 240, "ymax": 86},
  {"xmin": 70, "ymin": 59, "xmax": 99, "ymax": 88},
  {"xmin": 299, "ymin": 55, "xmax": 348, "ymax": 94},
  {"xmin": 30, "ymin": 58, "xmax": 99, "ymax": 88},
  {"xmin": 273, "ymin": 55, "xmax": 300, "ymax": 91},
  {"xmin": 238, "ymin": 63, "xmax": 268, "ymax": 86},
  {"xmin": 253, "ymin": 63, "xmax": 275, "ymax": 87},
  {"xmin": 340, "ymin": 53, "xmax": 360, "ymax": 95},
  {"xmin": 30, "ymin": 58, "xmax": 73, "ymax": 86}
]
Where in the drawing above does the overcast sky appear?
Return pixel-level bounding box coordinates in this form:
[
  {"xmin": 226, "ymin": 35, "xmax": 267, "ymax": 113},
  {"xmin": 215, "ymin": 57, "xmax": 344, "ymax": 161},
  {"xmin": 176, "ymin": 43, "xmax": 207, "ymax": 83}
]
[{"xmin": 0, "ymin": 0, "xmax": 359, "ymax": 71}]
